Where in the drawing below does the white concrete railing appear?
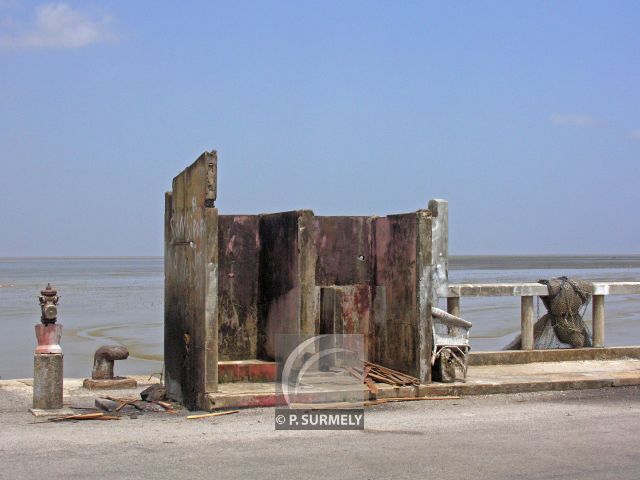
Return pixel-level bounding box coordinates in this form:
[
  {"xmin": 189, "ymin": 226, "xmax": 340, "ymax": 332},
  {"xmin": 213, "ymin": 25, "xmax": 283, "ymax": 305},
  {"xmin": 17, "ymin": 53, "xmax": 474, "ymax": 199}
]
[{"xmin": 443, "ymin": 282, "xmax": 640, "ymax": 350}]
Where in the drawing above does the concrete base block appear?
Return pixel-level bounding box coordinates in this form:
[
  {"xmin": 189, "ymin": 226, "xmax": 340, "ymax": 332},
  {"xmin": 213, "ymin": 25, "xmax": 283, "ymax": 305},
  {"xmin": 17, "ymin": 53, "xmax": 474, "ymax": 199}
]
[
  {"xmin": 30, "ymin": 407, "xmax": 74, "ymax": 417},
  {"xmin": 83, "ymin": 377, "xmax": 138, "ymax": 390},
  {"xmin": 375, "ymin": 385, "xmax": 420, "ymax": 399},
  {"xmin": 202, "ymin": 359, "xmax": 640, "ymax": 410},
  {"xmin": 469, "ymin": 346, "xmax": 640, "ymax": 366},
  {"xmin": 33, "ymin": 354, "xmax": 63, "ymax": 410}
]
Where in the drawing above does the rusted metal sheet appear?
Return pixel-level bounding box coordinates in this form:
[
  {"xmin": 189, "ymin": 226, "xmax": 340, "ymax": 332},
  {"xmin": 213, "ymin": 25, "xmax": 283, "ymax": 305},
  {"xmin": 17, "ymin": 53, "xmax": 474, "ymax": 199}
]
[
  {"xmin": 218, "ymin": 215, "xmax": 260, "ymax": 360},
  {"xmin": 313, "ymin": 216, "xmax": 373, "ymax": 286},
  {"xmin": 298, "ymin": 210, "xmax": 318, "ymax": 337},
  {"xmin": 164, "ymin": 150, "xmax": 441, "ymax": 409},
  {"xmin": 319, "ymin": 285, "xmax": 373, "ymax": 359},
  {"xmin": 257, "ymin": 211, "xmax": 314, "ymax": 359},
  {"xmin": 372, "ymin": 213, "xmax": 419, "ymax": 376}
]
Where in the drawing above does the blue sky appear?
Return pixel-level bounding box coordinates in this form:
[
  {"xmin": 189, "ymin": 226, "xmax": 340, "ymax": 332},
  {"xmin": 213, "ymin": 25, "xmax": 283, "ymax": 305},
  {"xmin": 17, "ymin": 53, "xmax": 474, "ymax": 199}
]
[{"xmin": 1, "ymin": 1, "xmax": 639, "ymax": 256}]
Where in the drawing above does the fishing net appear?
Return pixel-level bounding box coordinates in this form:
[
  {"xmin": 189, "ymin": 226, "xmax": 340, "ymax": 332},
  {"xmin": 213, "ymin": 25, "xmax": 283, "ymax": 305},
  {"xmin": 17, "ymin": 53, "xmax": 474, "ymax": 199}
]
[{"xmin": 505, "ymin": 277, "xmax": 592, "ymax": 350}]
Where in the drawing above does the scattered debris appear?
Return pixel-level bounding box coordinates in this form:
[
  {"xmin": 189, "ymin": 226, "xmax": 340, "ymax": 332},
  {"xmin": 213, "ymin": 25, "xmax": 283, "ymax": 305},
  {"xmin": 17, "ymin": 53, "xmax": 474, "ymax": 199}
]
[
  {"xmin": 140, "ymin": 384, "xmax": 167, "ymax": 402},
  {"xmin": 364, "ymin": 378, "xmax": 379, "ymax": 394},
  {"xmin": 365, "ymin": 396, "xmax": 459, "ymax": 406},
  {"xmin": 95, "ymin": 398, "xmax": 120, "ymax": 412},
  {"xmin": 48, "ymin": 412, "xmax": 120, "ymax": 422},
  {"xmin": 186, "ymin": 410, "xmax": 239, "ymax": 420},
  {"xmin": 133, "ymin": 400, "xmax": 166, "ymax": 412},
  {"xmin": 349, "ymin": 361, "xmax": 421, "ymax": 387},
  {"xmin": 102, "ymin": 395, "xmax": 139, "ymax": 412},
  {"xmin": 94, "ymin": 390, "xmax": 177, "ymax": 415}
]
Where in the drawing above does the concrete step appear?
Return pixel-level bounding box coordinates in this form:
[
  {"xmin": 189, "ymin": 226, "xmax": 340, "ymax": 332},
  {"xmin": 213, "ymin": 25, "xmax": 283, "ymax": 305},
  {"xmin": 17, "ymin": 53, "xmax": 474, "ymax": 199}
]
[{"xmin": 206, "ymin": 359, "xmax": 640, "ymax": 410}]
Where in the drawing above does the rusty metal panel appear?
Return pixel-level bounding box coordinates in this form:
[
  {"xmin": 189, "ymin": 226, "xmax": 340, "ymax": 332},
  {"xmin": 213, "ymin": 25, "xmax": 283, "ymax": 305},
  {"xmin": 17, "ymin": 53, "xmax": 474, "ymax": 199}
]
[
  {"xmin": 319, "ymin": 285, "xmax": 372, "ymax": 360},
  {"xmin": 372, "ymin": 213, "xmax": 419, "ymax": 376},
  {"xmin": 313, "ymin": 216, "xmax": 373, "ymax": 286},
  {"xmin": 218, "ymin": 215, "xmax": 260, "ymax": 360},
  {"xmin": 258, "ymin": 211, "xmax": 303, "ymax": 359}
]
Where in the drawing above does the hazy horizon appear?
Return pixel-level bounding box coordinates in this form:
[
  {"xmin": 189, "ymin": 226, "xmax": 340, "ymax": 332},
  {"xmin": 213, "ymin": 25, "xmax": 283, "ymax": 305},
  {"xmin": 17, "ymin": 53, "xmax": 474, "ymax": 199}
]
[
  {"xmin": 2, "ymin": 253, "xmax": 640, "ymax": 258},
  {"xmin": 5, "ymin": 253, "xmax": 640, "ymax": 261},
  {"xmin": 2, "ymin": 254, "xmax": 639, "ymax": 378}
]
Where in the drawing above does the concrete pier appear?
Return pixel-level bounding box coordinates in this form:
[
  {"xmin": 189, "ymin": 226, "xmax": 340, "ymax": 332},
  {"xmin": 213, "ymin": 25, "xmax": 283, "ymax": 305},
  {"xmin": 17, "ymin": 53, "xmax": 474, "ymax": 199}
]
[
  {"xmin": 32, "ymin": 353, "xmax": 63, "ymax": 410},
  {"xmin": 592, "ymin": 295, "xmax": 605, "ymax": 348},
  {"xmin": 446, "ymin": 281, "xmax": 640, "ymax": 350},
  {"xmin": 520, "ymin": 296, "xmax": 534, "ymax": 350}
]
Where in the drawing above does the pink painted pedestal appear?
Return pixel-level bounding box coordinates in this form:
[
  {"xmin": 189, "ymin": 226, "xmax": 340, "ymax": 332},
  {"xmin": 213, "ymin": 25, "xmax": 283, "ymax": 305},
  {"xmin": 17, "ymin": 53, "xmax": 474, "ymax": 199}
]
[{"xmin": 35, "ymin": 324, "xmax": 62, "ymax": 354}]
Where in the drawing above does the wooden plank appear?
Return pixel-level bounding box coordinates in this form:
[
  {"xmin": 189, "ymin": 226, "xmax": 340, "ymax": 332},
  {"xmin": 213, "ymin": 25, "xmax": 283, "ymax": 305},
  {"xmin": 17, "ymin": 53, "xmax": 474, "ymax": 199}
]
[
  {"xmin": 186, "ymin": 410, "xmax": 239, "ymax": 420},
  {"xmin": 365, "ymin": 396, "xmax": 459, "ymax": 406},
  {"xmin": 364, "ymin": 378, "xmax": 379, "ymax": 394}
]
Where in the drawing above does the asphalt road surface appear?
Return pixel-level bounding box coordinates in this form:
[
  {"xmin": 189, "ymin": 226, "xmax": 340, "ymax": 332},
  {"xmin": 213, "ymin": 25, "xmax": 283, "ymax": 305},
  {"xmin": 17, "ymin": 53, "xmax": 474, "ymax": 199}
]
[{"xmin": 1, "ymin": 387, "xmax": 639, "ymax": 479}]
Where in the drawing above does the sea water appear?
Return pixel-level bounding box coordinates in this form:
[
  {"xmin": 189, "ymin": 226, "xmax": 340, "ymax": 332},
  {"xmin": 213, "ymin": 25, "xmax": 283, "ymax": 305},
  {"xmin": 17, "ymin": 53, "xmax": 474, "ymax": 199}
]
[{"xmin": 1, "ymin": 256, "xmax": 639, "ymax": 379}]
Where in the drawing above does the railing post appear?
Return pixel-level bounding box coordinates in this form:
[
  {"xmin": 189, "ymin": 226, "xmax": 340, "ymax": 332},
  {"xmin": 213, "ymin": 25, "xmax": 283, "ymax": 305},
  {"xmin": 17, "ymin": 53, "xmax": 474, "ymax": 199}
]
[
  {"xmin": 447, "ymin": 297, "xmax": 460, "ymax": 317},
  {"xmin": 521, "ymin": 296, "xmax": 534, "ymax": 350},
  {"xmin": 592, "ymin": 295, "xmax": 605, "ymax": 348}
]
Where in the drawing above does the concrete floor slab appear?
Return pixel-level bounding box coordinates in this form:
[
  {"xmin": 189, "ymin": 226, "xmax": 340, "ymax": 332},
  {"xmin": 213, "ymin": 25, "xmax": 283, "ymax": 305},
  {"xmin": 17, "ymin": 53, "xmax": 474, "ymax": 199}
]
[
  {"xmin": 29, "ymin": 407, "xmax": 75, "ymax": 417},
  {"xmin": 3, "ymin": 360, "xmax": 640, "ymax": 411},
  {"xmin": 208, "ymin": 359, "xmax": 640, "ymax": 409}
]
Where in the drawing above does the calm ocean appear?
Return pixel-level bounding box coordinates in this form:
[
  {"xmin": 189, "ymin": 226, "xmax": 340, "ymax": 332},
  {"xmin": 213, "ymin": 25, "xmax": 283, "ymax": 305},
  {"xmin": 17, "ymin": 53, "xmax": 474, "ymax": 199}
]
[{"xmin": 1, "ymin": 256, "xmax": 639, "ymax": 379}]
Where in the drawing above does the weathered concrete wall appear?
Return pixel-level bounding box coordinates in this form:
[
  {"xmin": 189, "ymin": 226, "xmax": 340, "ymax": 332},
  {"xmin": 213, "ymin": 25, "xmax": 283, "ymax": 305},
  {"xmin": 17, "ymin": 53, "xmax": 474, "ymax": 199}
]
[
  {"xmin": 416, "ymin": 209, "xmax": 434, "ymax": 383},
  {"xmin": 217, "ymin": 215, "xmax": 260, "ymax": 360},
  {"xmin": 298, "ymin": 210, "xmax": 318, "ymax": 338},
  {"xmin": 428, "ymin": 199, "xmax": 448, "ymax": 300},
  {"xmin": 165, "ymin": 151, "xmax": 218, "ymax": 409}
]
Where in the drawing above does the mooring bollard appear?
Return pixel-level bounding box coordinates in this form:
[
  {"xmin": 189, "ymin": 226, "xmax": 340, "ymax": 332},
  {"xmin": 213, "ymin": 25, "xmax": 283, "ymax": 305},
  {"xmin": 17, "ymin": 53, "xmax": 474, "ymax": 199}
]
[
  {"xmin": 83, "ymin": 345, "xmax": 137, "ymax": 390},
  {"xmin": 31, "ymin": 284, "xmax": 69, "ymax": 415}
]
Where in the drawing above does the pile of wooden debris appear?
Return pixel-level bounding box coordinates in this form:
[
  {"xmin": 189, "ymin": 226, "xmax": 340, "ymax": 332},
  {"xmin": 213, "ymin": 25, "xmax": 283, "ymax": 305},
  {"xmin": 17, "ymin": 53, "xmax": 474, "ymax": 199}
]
[
  {"xmin": 45, "ymin": 385, "xmax": 175, "ymax": 422},
  {"xmin": 349, "ymin": 361, "xmax": 421, "ymax": 389},
  {"xmin": 344, "ymin": 361, "xmax": 459, "ymax": 405},
  {"xmin": 94, "ymin": 385, "xmax": 174, "ymax": 415}
]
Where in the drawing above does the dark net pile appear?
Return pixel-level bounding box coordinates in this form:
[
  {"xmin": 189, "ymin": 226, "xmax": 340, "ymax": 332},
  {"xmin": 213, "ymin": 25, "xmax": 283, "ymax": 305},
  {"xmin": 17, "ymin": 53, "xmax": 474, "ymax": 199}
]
[{"xmin": 505, "ymin": 277, "xmax": 592, "ymax": 350}]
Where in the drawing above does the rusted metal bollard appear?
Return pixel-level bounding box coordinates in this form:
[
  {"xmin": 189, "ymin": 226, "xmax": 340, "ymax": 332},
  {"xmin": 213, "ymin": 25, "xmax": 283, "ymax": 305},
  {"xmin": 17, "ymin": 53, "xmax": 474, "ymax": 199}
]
[{"xmin": 83, "ymin": 345, "xmax": 137, "ymax": 390}]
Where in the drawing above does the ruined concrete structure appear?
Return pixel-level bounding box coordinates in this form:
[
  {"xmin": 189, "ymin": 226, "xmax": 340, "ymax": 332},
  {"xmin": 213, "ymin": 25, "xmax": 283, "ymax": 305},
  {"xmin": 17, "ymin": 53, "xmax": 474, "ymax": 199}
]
[{"xmin": 165, "ymin": 151, "xmax": 448, "ymax": 409}]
